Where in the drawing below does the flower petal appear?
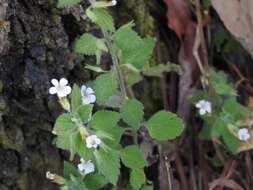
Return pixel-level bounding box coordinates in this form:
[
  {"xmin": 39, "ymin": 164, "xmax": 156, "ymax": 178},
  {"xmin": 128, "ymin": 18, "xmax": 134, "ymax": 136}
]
[
  {"xmin": 87, "ymin": 94, "xmax": 96, "ymax": 104},
  {"xmin": 199, "ymin": 109, "xmax": 206, "ymax": 115},
  {"xmin": 49, "ymin": 87, "xmax": 57, "ymax": 94},
  {"xmin": 51, "ymin": 79, "xmax": 59, "ymax": 86},
  {"xmin": 82, "ymin": 98, "xmax": 90, "ymax": 105},
  {"xmin": 84, "ymin": 162, "xmax": 95, "ymax": 174},
  {"xmin": 86, "ymin": 87, "xmax": 95, "ymax": 95},
  {"xmin": 59, "ymin": 78, "xmax": 68, "ymax": 86},
  {"xmin": 78, "ymin": 163, "xmax": 84, "ymax": 171},
  {"xmin": 81, "ymin": 85, "xmax": 87, "ymax": 96},
  {"xmin": 64, "ymin": 86, "xmax": 72, "ymax": 95},
  {"xmin": 57, "ymin": 90, "xmax": 67, "ymax": 98}
]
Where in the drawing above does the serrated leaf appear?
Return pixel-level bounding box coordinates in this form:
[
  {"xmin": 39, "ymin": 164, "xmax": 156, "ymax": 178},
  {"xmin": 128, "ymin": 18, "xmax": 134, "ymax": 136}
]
[
  {"xmin": 93, "ymin": 72, "xmax": 118, "ymax": 104},
  {"xmin": 57, "ymin": 0, "xmax": 81, "ymax": 8},
  {"xmin": 113, "ymin": 23, "xmax": 155, "ymax": 70},
  {"xmin": 53, "ymin": 113, "xmax": 76, "ymax": 135},
  {"xmin": 130, "ymin": 169, "xmax": 146, "ymax": 189},
  {"xmin": 113, "ymin": 22, "xmax": 141, "ymax": 51},
  {"xmin": 75, "ymin": 33, "xmax": 98, "ymax": 55},
  {"xmin": 120, "ymin": 145, "xmax": 147, "ymax": 169},
  {"xmin": 101, "ymin": 126, "xmax": 124, "ymax": 149},
  {"xmin": 223, "ymin": 98, "xmax": 249, "ymax": 120},
  {"xmin": 94, "ymin": 149, "xmax": 120, "ymax": 185},
  {"xmin": 90, "ymin": 110, "xmax": 120, "ymax": 131},
  {"xmin": 120, "ymin": 99, "xmax": 144, "ymax": 130},
  {"xmin": 84, "ymin": 173, "xmax": 108, "ymax": 190},
  {"xmin": 122, "ymin": 36, "xmax": 155, "ymax": 69},
  {"xmin": 145, "ymin": 111, "xmax": 184, "ymax": 141},
  {"xmin": 71, "ymin": 84, "xmax": 82, "ymax": 113},
  {"xmin": 87, "ymin": 8, "xmax": 114, "ymax": 32},
  {"xmin": 76, "ymin": 104, "xmax": 93, "ymax": 124}
]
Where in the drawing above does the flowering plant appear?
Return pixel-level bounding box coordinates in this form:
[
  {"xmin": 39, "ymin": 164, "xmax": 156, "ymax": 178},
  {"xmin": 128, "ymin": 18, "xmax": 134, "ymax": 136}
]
[
  {"xmin": 193, "ymin": 70, "xmax": 251, "ymax": 154},
  {"xmin": 46, "ymin": 0, "xmax": 185, "ymax": 190}
]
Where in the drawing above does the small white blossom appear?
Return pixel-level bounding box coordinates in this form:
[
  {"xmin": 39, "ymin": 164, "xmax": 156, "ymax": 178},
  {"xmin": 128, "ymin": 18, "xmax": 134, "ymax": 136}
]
[
  {"xmin": 46, "ymin": 171, "xmax": 55, "ymax": 180},
  {"xmin": 238, "ymin": 128, "xmax": 250, "ymax": 141},
  {"xmin": 81, "ymin": 85, "xmax": 96, "ymax": 105},
  {"xmin": 86, "ymin": 135, "xmax": 102, "ymax": 149},
  {"xmin": 195, "ymin": 100, "xmax": 212, "ymax": 115},
  {"xmin": 111, "ymin": 0, "xmax": 117, "ymax": 6},
  {"xmin": 78, "ymin": 159, "xmax": 95, "ymax": 175},
  {"xmin": 49, "ymin": 78, "xmax": 72, "ymax": 98}
]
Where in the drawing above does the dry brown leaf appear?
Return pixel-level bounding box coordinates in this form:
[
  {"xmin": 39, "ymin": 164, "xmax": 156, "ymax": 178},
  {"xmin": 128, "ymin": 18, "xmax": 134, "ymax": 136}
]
[
  {"xmin": 209, "ymin": 178, "xmax": 244, "ymax": 190},
  {"xmin": 164, "ymin": 0, "xmax": 201, "ymax": 122},
  {"xmin": 211, "ymin": 0, "xmax": 253, "ymax": 58}
]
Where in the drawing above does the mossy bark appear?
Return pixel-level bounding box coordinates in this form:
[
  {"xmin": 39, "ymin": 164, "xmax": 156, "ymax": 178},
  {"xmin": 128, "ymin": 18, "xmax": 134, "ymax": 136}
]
[{"xmin": 0, "ymin": 0, "xmax": 158, "ymax": 189}]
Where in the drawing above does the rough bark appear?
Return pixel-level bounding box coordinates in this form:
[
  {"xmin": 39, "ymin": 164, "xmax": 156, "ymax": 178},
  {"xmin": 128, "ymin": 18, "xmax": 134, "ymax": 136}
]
[{"xmin": 0, "ymin": 0, "xmax": 157, "ymax": 189}]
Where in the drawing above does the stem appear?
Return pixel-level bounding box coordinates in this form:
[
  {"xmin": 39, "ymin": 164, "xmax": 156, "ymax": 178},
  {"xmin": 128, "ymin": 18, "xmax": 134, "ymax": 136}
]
[{"xmin": 101, "ymin": 29, "xmax": 127, "ymax": 99}]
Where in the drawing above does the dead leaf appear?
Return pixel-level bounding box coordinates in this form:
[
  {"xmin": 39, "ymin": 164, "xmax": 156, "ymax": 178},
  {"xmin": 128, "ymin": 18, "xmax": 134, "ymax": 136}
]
[
  {"xmin": 209, "ymin": 178, "xmax": 244, "ymax": 190},
  {"xmin": 211, "ymin": 0, "xmax": 253, "ymax": 58},
  {"xmin": 164, "ymin": 0, "xmax": 201, "ymax": 122}
]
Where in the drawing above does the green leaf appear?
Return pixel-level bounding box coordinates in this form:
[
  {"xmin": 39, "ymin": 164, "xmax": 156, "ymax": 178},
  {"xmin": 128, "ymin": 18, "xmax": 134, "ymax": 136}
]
[
  {"xmin": 64, "ymin": 161, "xmax": 81, "ymax": 179},
  {"xmin": 84, "ymin": 173, "xmax": 108, "ymax": 190},
  {"xmin": 141, "ymin": 186, "xmax": 153, "ymax": 190},
  {"xmin": 90, "ymin": 110, "xmax": 120, "ymax": 131},
  {"xmin": 76, "ymin": 104, "xmax": 93, "ymax": 124},
  {"xmin": 145, "ymin": 111, "xmax": 184, "ymax": 141},
  {"xmin": 66, "ymin": 176, "xmax": 88, "ymax": 190},
  {"xmin": 113, "ymin": 22, "xmax": 141, "ymax": 51},
  {"xmin": 222, "ymin": 127, "xmax": 240, "ymax": 153},
  {"xmin": 120, "ymin": 145, "xmax": 147, "ymax": 169},
  {"xmin": 93, "ymin": 72, "xmax": 118, "ymax": 104},
  {"xmin": 86, "ymin": 8, "xmax": 114, "ymax": 32},
  {"xmin": 113, "ymin": 22, "xmax": 155, "ymax": 70},
  {"xmin": 223, "ymin": 98, "xmax": 249, "ymax": 120},
  {"xmin": 56, "ymin": 132, "xmax": 90, "ymax": 160},
  {"xmin": 130, "ymin": 169, "xmax": 146, "ymax": 189},
  {"xmin": 122, "ymin": 36, "xmax": 155, "ymax": 70},
  {"xmin": 120, "ymin": 99, "xmax": 144, "ymax": 130},
  {"xmin": 57, "ymin": 0, "xmax": 81, "ymax": 8},
  {"xmin": 75, "ymin": 34, "xmax": 98, "ymax": 55},
  {"xmin": 211, "ymin": 70, "xmax": 236, "ymax": 96},
  {"xmin": 94, "ymin": 149, "xmax": 120, "ymax": 185},
  {"xmin": 121, "ymin": 65, "xmax": 143, "ymax": 86},
  {"xmin": 101, "ymin": 126, "xmax": 124, "ymax": 149},
  {"xmin": 71, "ymin": 84, "xmax": 82, "ymax": 113},
  {"xmin": 53, "ymin": 113, "xmax": 76, "ymax": 135},
  {"xmin": 212, "ymin": 117, "xmax": 227, "ymax": 137}
]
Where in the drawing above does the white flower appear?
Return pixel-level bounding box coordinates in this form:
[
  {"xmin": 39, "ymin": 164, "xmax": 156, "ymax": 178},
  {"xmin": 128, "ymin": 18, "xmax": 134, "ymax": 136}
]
[
  {"xmin": 86, "ymin": 135, "xmax": 102, "ymax": 149},
  {"xmin": 49, "ymin": 78, "xmax": 72, "ymax": 98},
  {"xmin": 195, "ymin": 100, "xmax": 212, "ymax": 115},
  {"xmin": 238, "ymin": 128, "xmax": 250, "ymax": 141},
  {"xmin": 78, "ymin": 159, "xmax": 95, "ymax": 175},
  {"xmin": 46, "ymin": 171, "xmax": 55, "ymax": 180},
  {"xmin": 111, "ymin": 0, "xmax": 117, "ymax": 6},
  {"xmin": 81, "ymin": 85, "xmax": 96, "ymax": 105}
]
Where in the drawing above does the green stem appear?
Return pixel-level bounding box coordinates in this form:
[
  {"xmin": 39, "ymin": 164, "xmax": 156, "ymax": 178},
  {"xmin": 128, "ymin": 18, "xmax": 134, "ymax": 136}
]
[{"xmin": 101, "ymin": 29, "xmax": 127, "ymax": 99}]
